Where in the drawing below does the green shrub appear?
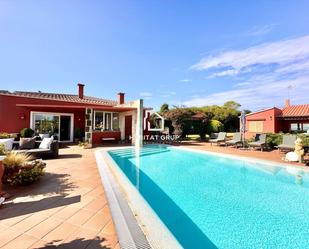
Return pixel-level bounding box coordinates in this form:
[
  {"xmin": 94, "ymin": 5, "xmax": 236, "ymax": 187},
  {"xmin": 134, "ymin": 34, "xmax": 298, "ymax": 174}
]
[
  {"xmin": 20, "ymin": 128, "xmax": 35, "ymax": 138},
  {"xmin": 299, "ymin": 134, "xmax": 309, "ymax": 147},
  {"xmin": 0, "ymin": 132, "xmax": 16, "ymax": 139},
  {"xmin": 0, "ymin": 144, "xmax": 6, "ymax": 155},
  {"xmin": 74, "ymin": 127, "xmax": 83, "ymax": 140},
  {"xmin": 266, "ymin": 133, "xmax": 283, "ymax": 148},
  {"xmin": 3, "ymin": 152, "xmax": 32, "ymax": 168},
  {"xmin": 3, "ymin": 159, "xmax": 46, "ymax": 186},
  {"xmin": 206, "ymin": 120, "xmax": 224, "ymax": 134},
  {"xmin": 263, "ymin": 133, "xmax": 309, "ymax": 149}
]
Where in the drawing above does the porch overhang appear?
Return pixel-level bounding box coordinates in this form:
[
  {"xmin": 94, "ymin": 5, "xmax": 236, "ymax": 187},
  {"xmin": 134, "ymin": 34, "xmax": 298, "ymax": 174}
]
[
  {"xmin": 16, "ymin": 103, "xmax": 136, "ymax": 112},
  {"xmin": 277, "ymin": 116, "xmax": 309, "ymax": 121}
]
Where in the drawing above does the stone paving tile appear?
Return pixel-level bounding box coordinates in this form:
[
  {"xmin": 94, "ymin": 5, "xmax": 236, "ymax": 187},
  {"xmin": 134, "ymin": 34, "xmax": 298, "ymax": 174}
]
[
  {"xmin": 42, "ymin": 222, "xmax": 79, "ymax": 245},
  {"xmin": 2, "ymin": 234, "xmax": 38, "ymax": 249},
  {"xmin": 53, "ymin": 205, "xmax": 81, "ymax": 220},
  {"xmin": 0, "ymin": 212, "xmax": 32, "ymax": 227},
  {"xmin": 66, "ymin": 208, "xmax": 96, "ymax": 226},
  {"xmin": 62, "ymin": 227, "xmax": 98, "ymax": 249},
  {"xmin": 83, "ymin": 197, "xmax": 107, "ymax": 213},
  {"xmin": 10, "ymin": 213, "xmax": 48, "ymax": 234},
  {"xmin": 0, "ymin": 227, "xmax": 22, "ymax": 248},
  {"xmin": 0, "ymin": 224, "xmax": 9, "ymax": 233},
  {"xmin": 82, "ymin": 205, "xmax": 111, "ymax": 232},
  {"xmin": 26, "ymin": 217, "xmax": 63, "ymax": 239},
  {"xmin": 100, "ymin": 220, "xmax": 117, "ymax": 236},
  {"xmin": 28, "ymin": 239, "xmax": 49, "ymax": 249}
]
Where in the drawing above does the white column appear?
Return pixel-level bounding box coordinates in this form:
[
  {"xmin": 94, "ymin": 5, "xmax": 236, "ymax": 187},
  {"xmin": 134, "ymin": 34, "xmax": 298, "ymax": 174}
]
[
  {"xmin": 135, "ymin": 99, "xmax": 144, "ymax": 147},
  {"xmin": 119, "ymin": 113, "xmax": 125, "ymax": 140}
]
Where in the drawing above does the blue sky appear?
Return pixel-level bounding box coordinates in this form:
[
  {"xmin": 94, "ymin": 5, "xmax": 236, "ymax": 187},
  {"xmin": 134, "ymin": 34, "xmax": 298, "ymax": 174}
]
[{"xmin": 0, "ymin": 0, "xmax": 308, "ymax": 111}]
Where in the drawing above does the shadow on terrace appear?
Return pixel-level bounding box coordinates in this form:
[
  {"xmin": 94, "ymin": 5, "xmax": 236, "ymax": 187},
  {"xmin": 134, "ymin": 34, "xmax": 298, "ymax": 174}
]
[{"xmin": 34, "ymin": 237, "xmax": 112, "ymax": 249}]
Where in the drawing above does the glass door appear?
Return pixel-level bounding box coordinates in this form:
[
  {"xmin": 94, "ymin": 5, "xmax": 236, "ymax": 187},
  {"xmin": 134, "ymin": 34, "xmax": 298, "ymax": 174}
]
[
  {"xmin": 31, "ymin": 112, "xmax": 73, "ymax": 142},
  {"xmin": 60, "ymin": 115, "xmax": 72, "ymax": 141}
]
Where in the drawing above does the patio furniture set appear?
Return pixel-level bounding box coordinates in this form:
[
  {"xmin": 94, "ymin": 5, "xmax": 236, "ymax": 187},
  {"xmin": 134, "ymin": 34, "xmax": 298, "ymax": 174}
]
[
  {"xmin": 209, "ymin": 132, "xmax": 302, "ymax": 152},
  {"xmin": 0, "ymin": 136, "xmax": 59, "ymax": 159}
]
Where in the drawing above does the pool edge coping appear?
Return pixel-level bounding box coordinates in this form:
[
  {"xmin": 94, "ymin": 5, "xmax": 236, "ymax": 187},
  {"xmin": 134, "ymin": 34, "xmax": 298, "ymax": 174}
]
[{"xmin": 95, "ymin": 149, "xmax": 153, "ymax": 249}]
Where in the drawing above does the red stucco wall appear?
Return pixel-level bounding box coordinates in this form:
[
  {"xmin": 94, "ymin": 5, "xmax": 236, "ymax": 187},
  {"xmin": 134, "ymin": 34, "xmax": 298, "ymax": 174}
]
[
  {"xmin": 244, "ymin": 108, "xmax": 281, "ymax": 138},
  {"xmin": 92, "ymin": 131, "xmax": 121, "ymax": 144},
  {"xmin": 0, "ymin": 95, "xmax": 86, "ymax": 134}
]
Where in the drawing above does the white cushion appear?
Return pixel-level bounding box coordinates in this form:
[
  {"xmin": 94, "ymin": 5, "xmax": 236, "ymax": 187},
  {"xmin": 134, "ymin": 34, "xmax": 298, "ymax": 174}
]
[
  {"xmin": 39, "ymin": 133, "xmax": 50, "ymax": 139},
  {"xmin": 285, "ymin": 152, "xmax": 299, "ymax": 162},
  {"xmin": 39, "ymin": 137, "xmax": 53, "ymax": 149},
  {"xmin": 0, "ymin": 138, "xmax": 14, "ymax": 151}
]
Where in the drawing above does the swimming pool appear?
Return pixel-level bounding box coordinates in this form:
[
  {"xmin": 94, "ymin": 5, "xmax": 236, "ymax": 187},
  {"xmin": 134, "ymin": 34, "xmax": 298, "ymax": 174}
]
[{"xmin": 106, "ymin": 145, "xmax": 309, "ymax": 249}]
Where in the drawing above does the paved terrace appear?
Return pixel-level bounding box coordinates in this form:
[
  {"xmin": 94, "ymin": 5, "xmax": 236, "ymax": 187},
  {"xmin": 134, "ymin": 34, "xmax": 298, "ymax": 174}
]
[{"xmin": 0, "ymin": 146, "xmax": 119, "ymax": 249}]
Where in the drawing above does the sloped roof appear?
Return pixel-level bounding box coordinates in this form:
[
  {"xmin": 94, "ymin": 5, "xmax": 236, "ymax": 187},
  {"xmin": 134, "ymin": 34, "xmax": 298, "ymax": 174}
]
[
  {"xmin": 0, "ymin": 90, "xmax": 117, "ymax": 106},
  {"xmin": 191, "ymin": 112, "xmax": 207, "ymax": 120},
  {"xmin": 281, "ymin": 104, "xmax": 309, "ymax": 117}
]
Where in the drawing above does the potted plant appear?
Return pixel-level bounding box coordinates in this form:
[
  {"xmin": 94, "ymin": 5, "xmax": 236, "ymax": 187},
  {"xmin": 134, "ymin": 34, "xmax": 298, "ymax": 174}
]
[
  {"xmin": 2, "ymin": 152, "xmax": 45, "ymax": 186},
  {"xmin": 20, "ymin": 128, "xmax": 35, "ymax": 138},
  {"xmin": 0, "ymin": 144, "xmax": 8, "ymax": 198},
  {"xmin": 74, "ymin": 127, "xmax": 83, "ymax": 143}
]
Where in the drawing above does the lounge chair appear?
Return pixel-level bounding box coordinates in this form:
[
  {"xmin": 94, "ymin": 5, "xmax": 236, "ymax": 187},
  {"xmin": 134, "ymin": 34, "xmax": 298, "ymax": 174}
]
[
  {"xmin": 209, "ymin": 132, "xmax": 226, "ymax": 146},
  {"xmin": 225, "ymin": 132, "xmax": 242, "ymax": 147},
  {"xmin": 276, "ymin": 134, "xmax": 297, "ymax": 152},
  {"xmin": 248, "ymin": 134, "xmax": 267, "ymax": 151}
]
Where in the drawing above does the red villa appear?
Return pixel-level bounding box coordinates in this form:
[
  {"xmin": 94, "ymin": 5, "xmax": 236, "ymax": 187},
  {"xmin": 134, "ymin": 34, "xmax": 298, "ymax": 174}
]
[
  {"xmin": 243, "ymin": 99, "xmax": 309, "ymax": 138},
  {"xmin": 0, "ymin": 84, "xmax": 145, "ymax": 145}
]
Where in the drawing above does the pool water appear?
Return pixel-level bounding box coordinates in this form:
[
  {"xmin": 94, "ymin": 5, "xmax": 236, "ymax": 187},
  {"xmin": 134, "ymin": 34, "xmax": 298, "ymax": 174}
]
[{"xmin": 108, "ymin": 145, "xmax": 309, "ymax": 249}]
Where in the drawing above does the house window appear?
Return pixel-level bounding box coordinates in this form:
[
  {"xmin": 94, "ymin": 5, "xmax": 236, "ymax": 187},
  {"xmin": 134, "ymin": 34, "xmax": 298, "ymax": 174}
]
[
  {"xmin": 94, "ymin": 111, "xmax": 119, "ymax": 131},
  {"xmin": 248, "ymin": 121, "xmax": 263, "ymax": 132},
  {"xmin": 290, "ymin": 123, "xmax": 300, "ymax": 131},
  {"xmin": 291, "ymin": 123, "xmax": 309, "ymax": 132},
  {"xmin": 112, "ymin": 113, "xmax": 119, "ymax": 130}
]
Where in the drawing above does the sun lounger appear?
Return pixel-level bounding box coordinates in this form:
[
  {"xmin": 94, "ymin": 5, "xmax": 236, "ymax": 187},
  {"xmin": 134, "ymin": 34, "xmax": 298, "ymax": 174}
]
[
  {"xmin": 225, "ymin": 132, "xmax": 242, "ymax": 147},
  {"xmin": 209, "ymin": 132, "xmax": 226, "ymax": 146},
  {"xmin": 249, "ymin": 134, "xmax": 267, "ymax": 151},
  {"xmin": 276, "ymin": 134, "xmax": 297, "ymax": 152}
]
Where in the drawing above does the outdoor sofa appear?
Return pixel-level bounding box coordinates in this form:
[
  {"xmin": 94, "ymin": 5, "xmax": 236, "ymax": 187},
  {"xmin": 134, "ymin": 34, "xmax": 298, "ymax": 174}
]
[
  {"xmin": 248, "ymin": 134, "xmax": 267, "ymax": 151},
  {"xmin": 209, "ymin": 132, "xmax": 227, "ymax": 146},
  {"xmin": 13, "ymin": 139, "xmax": 59, "ymax": 159},
  {"xmin": 276, "ymin": 134, "xmax": 297, "ymax": 152}
]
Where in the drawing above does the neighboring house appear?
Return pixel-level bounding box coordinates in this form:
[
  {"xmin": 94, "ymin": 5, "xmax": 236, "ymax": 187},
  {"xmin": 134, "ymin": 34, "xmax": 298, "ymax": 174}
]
[
  {"xmin": 0, "ymin": 84, "xmax": 145, "ymax": 145},
  {"xmin": 243, "ymin": 100, "xmax": 309, "ymax": 138}
]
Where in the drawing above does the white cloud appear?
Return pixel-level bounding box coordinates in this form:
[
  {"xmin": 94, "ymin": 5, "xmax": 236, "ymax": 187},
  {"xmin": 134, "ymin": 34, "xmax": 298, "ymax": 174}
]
[
  {"xmin": 209, "ymin": 69, "xmax": 239, "ymax": 78},
  {"xmin": 183, "ymin": 74, "xmax": 308, "ymax": 110},
  {"xmin": 139, "ymin": 92, "xmax": 153, "ymax": 100},
  {"xmin": 185, "ymin": 35, "xmax": 309, "ymax": 110},
  {"xmin": 179, "ymin": 79, "xmax": 192, "ymax": 83},
  {"xmin": 190, "ymin": 35, "xmax": 309, "ymax": 72},
  {"xmin": 159, "ymin": 91, "xmax": 176, "ymax": 98},
  {"xmin": 247, "ymin": 24, "xmax": 277, "ymax": 36}
]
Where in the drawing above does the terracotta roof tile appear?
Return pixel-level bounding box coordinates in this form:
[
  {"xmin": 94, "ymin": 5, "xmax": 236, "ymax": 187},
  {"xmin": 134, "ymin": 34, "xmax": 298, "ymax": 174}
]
[
  {"xmin": 0, "ymin": 90, "xmax": 117, "ymax": 106},
  {"xmin": 281, "ymin": 104, "xmax": 309, "ymax": 117}
]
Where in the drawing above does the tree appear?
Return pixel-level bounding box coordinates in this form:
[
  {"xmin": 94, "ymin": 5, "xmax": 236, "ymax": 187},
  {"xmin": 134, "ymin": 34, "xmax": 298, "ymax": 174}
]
[
  {"xmin": 163, "ymin": 108, "xmax": 193, "ymax": 137},
  {"xmin": 223, "ymin": 101, "xmax": 241, "ymax": 110},
  {"xmin": 159, "ymin": 103, "xmax": 169, "ymax": 113},
  {"xmin": 206, "ymin": 120, "xmax": 224, "ymax": 134}
]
